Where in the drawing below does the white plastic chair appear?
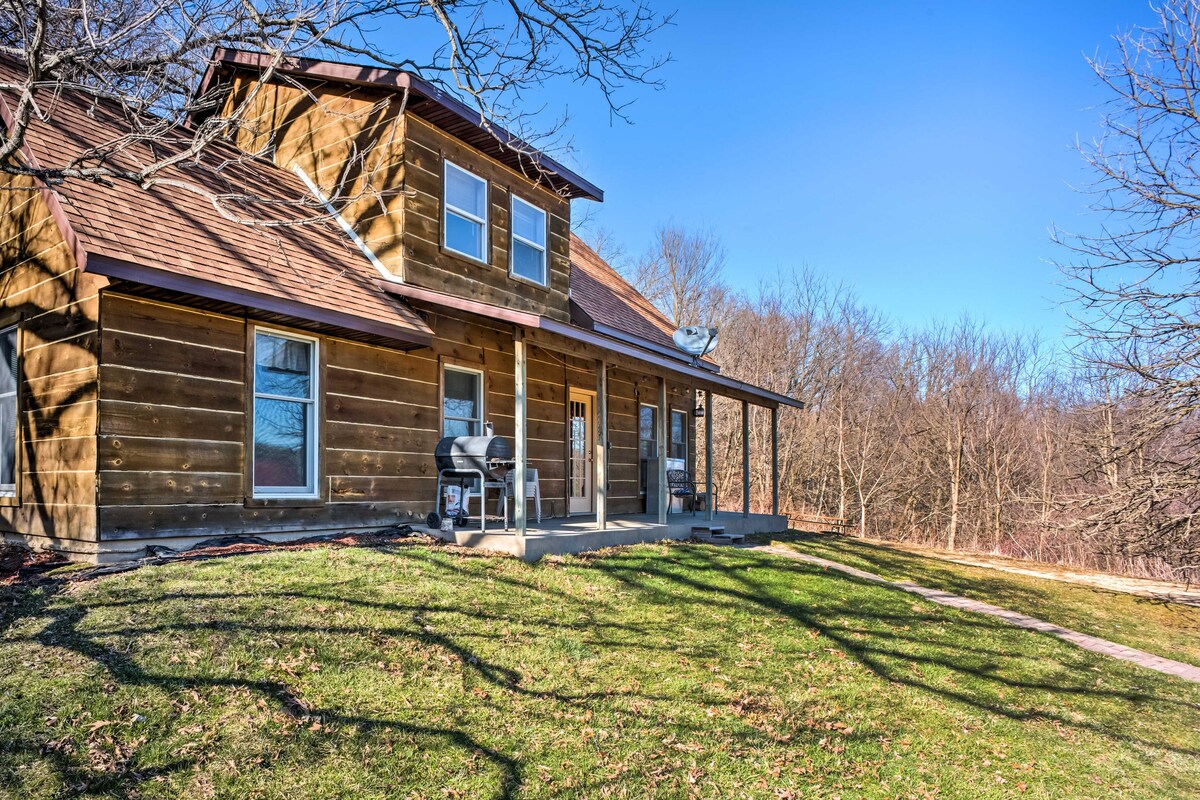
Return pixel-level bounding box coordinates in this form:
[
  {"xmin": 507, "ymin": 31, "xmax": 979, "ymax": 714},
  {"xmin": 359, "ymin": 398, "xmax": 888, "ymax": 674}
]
[{"xmin": 498, "ymin": 468, "xmax": 541, "ymax": 524}]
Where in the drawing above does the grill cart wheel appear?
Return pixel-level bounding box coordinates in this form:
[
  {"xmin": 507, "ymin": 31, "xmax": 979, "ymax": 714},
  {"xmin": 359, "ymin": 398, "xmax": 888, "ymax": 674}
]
[{"xmin": 426, "ymin": 512, "xmax": 441, "ymax": 529}]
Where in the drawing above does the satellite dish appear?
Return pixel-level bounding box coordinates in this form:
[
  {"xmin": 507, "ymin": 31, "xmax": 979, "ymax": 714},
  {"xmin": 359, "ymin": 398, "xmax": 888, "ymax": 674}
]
[{"xmin": 672, "ymin": 325, "xmax": 718, "ymax": 364}]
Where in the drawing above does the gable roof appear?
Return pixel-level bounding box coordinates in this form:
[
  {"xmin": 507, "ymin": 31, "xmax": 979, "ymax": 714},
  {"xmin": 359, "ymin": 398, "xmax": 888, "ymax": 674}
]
[
  {"xmin": 569, "ymin": 234, "xmax": 718, "ymax": 370},
  {"xmin": 0, "ymin": 56, "xmax": 433, "ymax": 347},
  {"xmin": 196, "ymin": 48, "xmax": 603, "ymax": 202}
]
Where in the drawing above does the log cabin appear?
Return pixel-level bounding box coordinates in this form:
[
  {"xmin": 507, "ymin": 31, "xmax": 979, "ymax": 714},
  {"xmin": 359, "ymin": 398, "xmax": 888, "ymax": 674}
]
[{"xmin": 0, "ymin": 50, "xmax": 800, "ymax": 562}]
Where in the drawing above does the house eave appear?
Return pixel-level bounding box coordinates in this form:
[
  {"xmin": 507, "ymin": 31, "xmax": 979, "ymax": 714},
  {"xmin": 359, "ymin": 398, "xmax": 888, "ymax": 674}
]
[{"xmin": 376, "ymin": 280, "xmax": 803, "ymax": 408}]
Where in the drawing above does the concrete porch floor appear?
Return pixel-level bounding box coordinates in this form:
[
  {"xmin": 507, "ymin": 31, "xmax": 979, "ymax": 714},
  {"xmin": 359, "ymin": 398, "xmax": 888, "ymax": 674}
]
[{"xmin": 432, "ymin": 510, "xmax": 788, "ymax": 561}]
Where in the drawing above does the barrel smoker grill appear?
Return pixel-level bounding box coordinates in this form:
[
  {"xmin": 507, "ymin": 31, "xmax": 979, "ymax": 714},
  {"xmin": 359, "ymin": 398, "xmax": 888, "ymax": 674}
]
[{"xmin": 428, "ymin": 435, "xmax": 515, "ymax": 533}]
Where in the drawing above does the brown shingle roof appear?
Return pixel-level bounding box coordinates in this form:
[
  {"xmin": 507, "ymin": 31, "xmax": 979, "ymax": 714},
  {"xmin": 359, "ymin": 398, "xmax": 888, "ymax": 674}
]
[
  {"xmin": 0, "ymin": 57, "xmax": 432, "ymax": 346},
  {"xmin": 569, "ymin": 234, "xmax": 717, "ymax": 368}
]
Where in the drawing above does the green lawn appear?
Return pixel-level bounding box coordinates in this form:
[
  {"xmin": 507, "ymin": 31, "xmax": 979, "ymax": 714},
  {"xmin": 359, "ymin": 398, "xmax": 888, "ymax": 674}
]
[
  {"xmin": 775, "ymin": 532, "xmax": 1200, "ymax": 669},
  {"xmin": 1, "ymin": 540, "xmax": 1198, "ymax": 799}
]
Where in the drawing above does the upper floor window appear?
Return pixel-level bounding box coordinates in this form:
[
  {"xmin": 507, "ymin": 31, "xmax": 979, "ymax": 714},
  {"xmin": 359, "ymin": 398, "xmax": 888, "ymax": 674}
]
[
  {"xmin": 444, "ymin": 160, "xmax": 488, "ymax": 262},
  {"xmin": 0, "ymin": 326, "xmax": 18, "ymax": 497},
  {"xmin": 510, "ymin": 195, "xmax": 547, "ymax": 285},
  {"xmin": 252, "ymin": 330, "xmax": 319, "ymax": 497}
]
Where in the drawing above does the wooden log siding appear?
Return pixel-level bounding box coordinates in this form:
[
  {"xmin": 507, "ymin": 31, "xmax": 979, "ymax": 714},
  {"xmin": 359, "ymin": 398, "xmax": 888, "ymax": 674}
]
[
  {"xmin": 93, "ymin": 291, "xmax": 701, "ymax": 540},
  {"xmin": 224, "ymin": 75, "xmax": 573, "ymax": 322},
  {"xmin": 0, "ymin": 174, "xmax": 104, "ymax": 544},
  {"xmin": 401, "ymin": 116, "xmax": 573, "ymax": 321}
]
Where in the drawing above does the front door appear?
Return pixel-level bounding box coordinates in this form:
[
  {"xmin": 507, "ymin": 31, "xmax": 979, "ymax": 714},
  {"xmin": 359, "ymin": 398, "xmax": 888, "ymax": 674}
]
[{"xmin": 568, "ymin": 389, "xmax": 594, "ymax": 514}]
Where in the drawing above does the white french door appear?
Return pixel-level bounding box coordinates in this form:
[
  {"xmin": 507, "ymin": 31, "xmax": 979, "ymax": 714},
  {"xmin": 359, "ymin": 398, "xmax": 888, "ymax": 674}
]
[{"xmin": 567, "ymin": 389, "xmax": 595, "ymax": 514}]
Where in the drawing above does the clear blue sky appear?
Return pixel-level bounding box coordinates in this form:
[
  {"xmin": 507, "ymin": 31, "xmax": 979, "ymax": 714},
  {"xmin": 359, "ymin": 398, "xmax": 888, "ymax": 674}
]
[{"xmin": 511, "ymin": 1, "xmax": 1159, "ymax": 339}]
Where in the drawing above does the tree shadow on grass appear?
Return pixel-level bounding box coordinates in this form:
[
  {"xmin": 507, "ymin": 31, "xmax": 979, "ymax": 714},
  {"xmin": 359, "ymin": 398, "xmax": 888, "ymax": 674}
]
[
  {"xmin": 775, "ymin": 531, "xmax": 1200, "ymax": 657},
  {"xmin": 0, "ymin": 566, "xmax": 533, "ymax": 799},
  {"xmin": 3, "ymin": 541, "xmax": 1199, "ymax": 799},
  {"xmin": 584, "ymin": 544, "xmax": 1200, "ymax": 758}
]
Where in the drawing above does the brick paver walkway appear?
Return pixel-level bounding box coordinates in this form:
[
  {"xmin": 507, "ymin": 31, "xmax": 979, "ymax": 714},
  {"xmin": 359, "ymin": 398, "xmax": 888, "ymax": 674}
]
[{"xmin": 753, "ymin": 545, "xmax": 1200, "ymax": 683}]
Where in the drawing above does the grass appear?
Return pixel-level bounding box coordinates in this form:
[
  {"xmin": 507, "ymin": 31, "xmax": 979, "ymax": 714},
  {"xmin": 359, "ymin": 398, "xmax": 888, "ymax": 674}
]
[
  {"xmin": 0, "ymin": 539, "xmax": 1196, "ymax": 799},
  {"xmin": 775, "ymin": 532, "xmax": 1200, "ymax": 668}
]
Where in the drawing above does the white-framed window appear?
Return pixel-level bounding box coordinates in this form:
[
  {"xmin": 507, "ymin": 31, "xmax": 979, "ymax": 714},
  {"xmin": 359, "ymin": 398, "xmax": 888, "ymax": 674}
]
[
  {"xmin": 638, "ymin": 403, "xmax": 658, "ymax": 495},
  {"xmin": 444, "ymin": 160, "xmax": 488, "ymax": 262},
  {"xmin": 510, "ymin": 195, "xmax": 547, "ymax": 285},
  {"xmin": 670, "ymin": 409, "xmax": 688, "ymax": 462},
  {"xmin": 442, "ymin": 365, "xmax": 483, "ymax": 437},
  {"xmin": 0, "ymin": 325, "xmax": 18, "ymax": 497},
  {"xmin": 252, "ymin": 329, "xmax": 319, "ymax": 497}
]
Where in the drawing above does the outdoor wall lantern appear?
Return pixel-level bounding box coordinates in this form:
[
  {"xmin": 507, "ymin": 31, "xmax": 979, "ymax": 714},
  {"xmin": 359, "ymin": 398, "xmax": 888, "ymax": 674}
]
[{"xmin": 693, "ymin": 402, "xmax": 705, "ymax": 419}]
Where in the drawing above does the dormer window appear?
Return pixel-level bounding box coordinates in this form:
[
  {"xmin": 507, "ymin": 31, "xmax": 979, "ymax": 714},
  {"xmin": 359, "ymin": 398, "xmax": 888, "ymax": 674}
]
[
  {"xmin": 510, "ymin": 195, "xmax": 547, "ymax": 286},
  {"xmin": 444, "ymin": 160, "xmax": 488, "ymax": 262}
]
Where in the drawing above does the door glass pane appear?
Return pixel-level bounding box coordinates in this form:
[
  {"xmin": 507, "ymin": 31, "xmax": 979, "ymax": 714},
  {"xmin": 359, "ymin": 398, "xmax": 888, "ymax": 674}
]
[
  {"xmin": 512, "ymin": 240, "xmax": 545, "ymax": 283},
  {"xmin": 254, "ymin": 398, "xmax": 309, "ymax": 488},
  {"xmin": 569, "ymin": 400, "xmax": 587, "ymax": 498},
  {"xmin": 446, "ymin": 211, "xmax": 484, "ymax": 260},
  {"xmin": 255, "ymin": 334, "xmax": 311, "ymax": 398},
  {"xmin": 446, "ymin": 164, "xmax": 487, "ymax": 218}
]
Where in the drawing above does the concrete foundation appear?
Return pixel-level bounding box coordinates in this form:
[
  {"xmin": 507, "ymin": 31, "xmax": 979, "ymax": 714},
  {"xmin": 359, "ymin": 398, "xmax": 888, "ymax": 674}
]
[{"xmin": 435, "ymin": 510, "xmax": 788, "ymax": 561}]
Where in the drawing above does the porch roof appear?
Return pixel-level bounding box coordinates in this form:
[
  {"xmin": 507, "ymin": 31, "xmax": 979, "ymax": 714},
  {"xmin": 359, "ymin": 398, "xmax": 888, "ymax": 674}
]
[{"xmin": 376, "ymin": 278, "xmax": 803, "ymax": 409}]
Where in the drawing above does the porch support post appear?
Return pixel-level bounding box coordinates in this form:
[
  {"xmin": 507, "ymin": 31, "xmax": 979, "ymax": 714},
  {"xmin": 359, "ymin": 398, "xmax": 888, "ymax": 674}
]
[
  {"xmin": 742, "ymin": 399, "xmax": 751, "ymax": 518},
  {"xmin": 771, "ymin": 405, "xmax": 780, "ymax": 517},
  {"xmin": 704, "ymin": 389, "xmax": 714, "ymax": 522},
  {"xmin": 595, "ymin": 360, "xmax": 607, "ymax": 530},
  {"xmin": 514, "ymin": 328, "xmax": 527, "ymax": 538},
  {"xmin": 657, "ymin": 376, "xmax": 668, "ymax": 525}
]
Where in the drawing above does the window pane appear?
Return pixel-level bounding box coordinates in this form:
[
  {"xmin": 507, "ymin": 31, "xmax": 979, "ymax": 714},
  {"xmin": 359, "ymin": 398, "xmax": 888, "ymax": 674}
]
[
  {"xmin": 639, "ymin": 406, "xmax": 657, "ymax": 459},
  {"xmin": 0, "ymin": 394, "xmax": 14, "ymax": 488},
  {"xmin": 512, "ymin": 199, "xmax": 545, "ymax": 246},
  {"xmin": 0, "ymin": 328, "xmax": 16, "ymax": 396},
  {"xmin": 445, "ymin": 211, "xmax": 484, "ymax": 260},
  {"xmin": 446, "ymin": 164, "xmax": 487, "ymax": 218},
  {"xmin": 512, "ymin": 240, "xmax": 545, "ymax": 284},
  {"xmin": 443, "ymin": 418, "xmax": 474, "ymax": 438},
  {"xmin": 670, "ymin": 411, "xmax": 686, "ymax": 459},
  {"xmin": 443, "ymin": 369, "xmax": 480, "ymax": 435},
  {"xmin": 254, "ymin": 398, "xmax": 309, "ymax": 489},
  {"xmin": 255, "ymin": 334, "xmax": 311, "ymax": 399}
]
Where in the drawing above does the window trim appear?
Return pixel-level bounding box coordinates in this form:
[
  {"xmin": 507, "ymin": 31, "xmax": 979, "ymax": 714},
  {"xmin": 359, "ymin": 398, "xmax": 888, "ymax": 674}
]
[
  {"xmin": 509, "ymin": 193, "xmax": 548, "ymax": 287},
  {"xmin": 250, "ymin": 327, "xmax": 321, "ymax": 500},
  {"xmin": 443, "ymin": 159, "xmax": 490, "ymax": 265},
  {"xmin": 0, "ymin": 322, "xmax": 20, "ymax": 505},
  {"xmin": 441, "ymin": 362, "xmax": 485, "ymax": 437}
]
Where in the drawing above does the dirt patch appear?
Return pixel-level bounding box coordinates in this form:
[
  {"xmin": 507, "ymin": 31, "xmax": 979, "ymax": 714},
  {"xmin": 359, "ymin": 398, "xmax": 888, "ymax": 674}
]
[{"xmin": 0, "ymin": 544, "xmax": 68, "ymax": 586}]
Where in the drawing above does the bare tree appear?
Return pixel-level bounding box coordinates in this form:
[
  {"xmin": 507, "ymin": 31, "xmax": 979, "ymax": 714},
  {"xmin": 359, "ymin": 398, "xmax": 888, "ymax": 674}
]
[
  {"xmin": 627, "ymin": 224, "xmax": 727, "ymax": 325},
  {"xmin": 1055, "ymin": 0, "xmax": 1200, "ymax": 575},
  {"xmin": 0, "ymin": 0, "xmax": 669, "ymax": 210}
]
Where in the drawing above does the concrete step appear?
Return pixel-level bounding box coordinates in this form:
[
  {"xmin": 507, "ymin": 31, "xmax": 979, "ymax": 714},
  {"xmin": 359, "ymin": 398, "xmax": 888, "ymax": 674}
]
[{"xmin": 692, "ymin": 524, "xmax": 746, "ymax": 545}]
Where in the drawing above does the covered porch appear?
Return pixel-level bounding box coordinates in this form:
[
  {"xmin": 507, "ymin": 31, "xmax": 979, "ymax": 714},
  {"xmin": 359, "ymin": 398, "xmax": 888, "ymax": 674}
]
[{"xmin": 381, "ymin": 282, "xmax": 803, "ymax": 561}]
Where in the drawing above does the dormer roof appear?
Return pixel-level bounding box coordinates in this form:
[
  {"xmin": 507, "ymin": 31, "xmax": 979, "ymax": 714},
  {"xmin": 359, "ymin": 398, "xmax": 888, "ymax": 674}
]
[{"xmin": 195, "ymin": 48, "xmax": 604, "ymax": 202}]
